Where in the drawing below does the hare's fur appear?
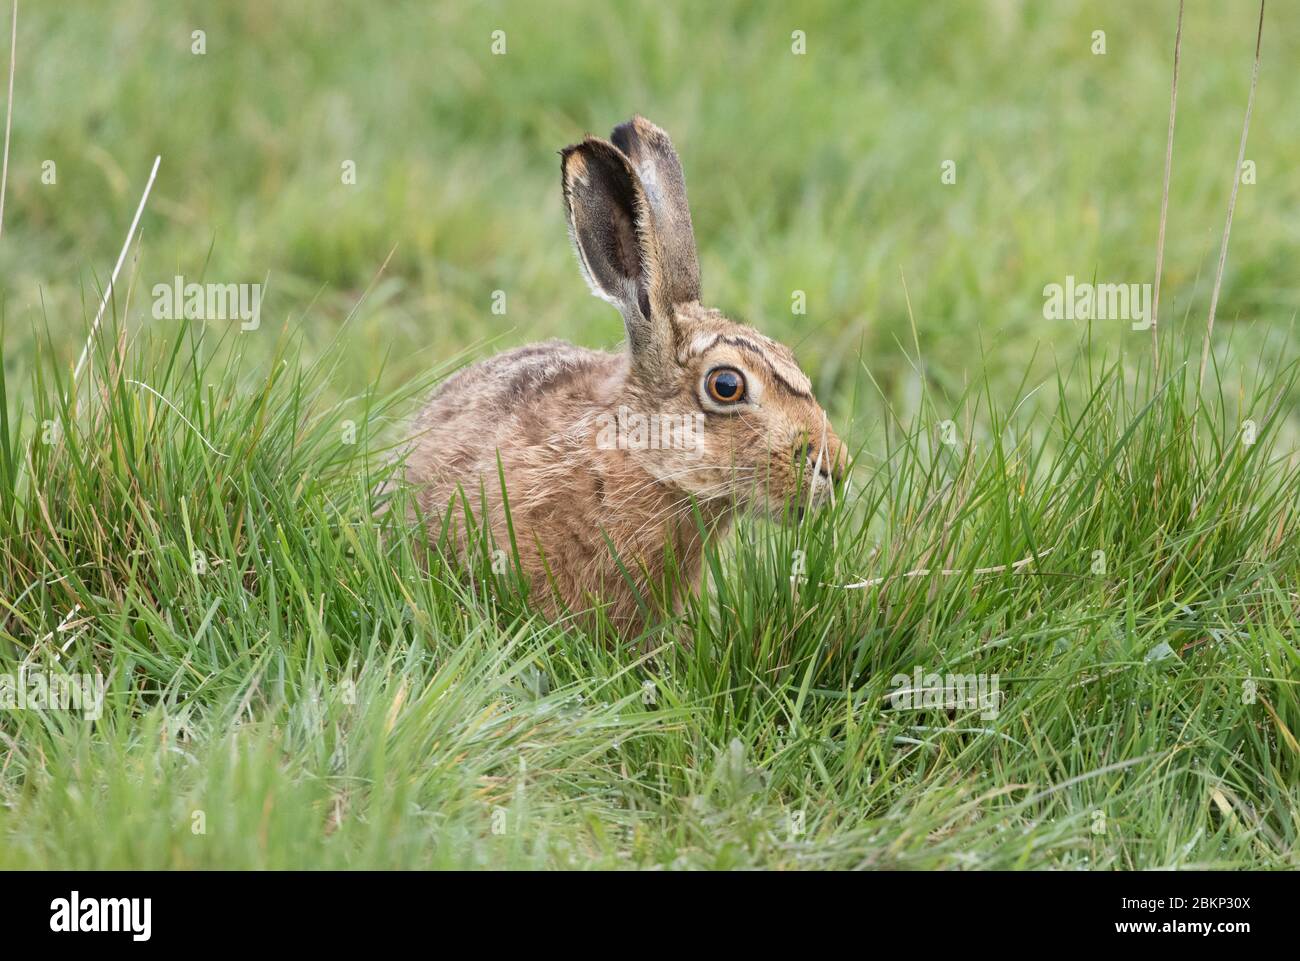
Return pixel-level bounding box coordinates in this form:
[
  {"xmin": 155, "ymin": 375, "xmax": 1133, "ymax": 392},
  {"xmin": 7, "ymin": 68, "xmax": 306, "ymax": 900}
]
[{"xmin": 398, "ymin": 117, "xmax": 845, "ymax": 634}]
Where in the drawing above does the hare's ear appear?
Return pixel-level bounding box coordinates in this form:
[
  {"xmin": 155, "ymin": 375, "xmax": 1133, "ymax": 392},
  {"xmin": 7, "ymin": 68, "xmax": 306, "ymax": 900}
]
[
  {"xmin": 561, "ymin": 137, "xmax": 676, "ymax": 371},
  {"xmin": 610, "ymin": 116, "xmax": 700, "ymax": 305}
]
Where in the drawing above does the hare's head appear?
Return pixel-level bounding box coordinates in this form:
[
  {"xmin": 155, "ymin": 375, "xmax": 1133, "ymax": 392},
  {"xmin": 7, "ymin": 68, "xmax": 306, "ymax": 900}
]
[{"xmin": 562, "ymin": 116, "xmax": 847, "ymax": 518}]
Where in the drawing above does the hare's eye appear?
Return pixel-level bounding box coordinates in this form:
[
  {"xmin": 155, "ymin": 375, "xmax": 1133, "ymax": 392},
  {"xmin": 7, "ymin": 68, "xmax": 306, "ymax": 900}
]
[{"xmin": 706, "ymin": 367, "xmax": 746, "ymax": 404}]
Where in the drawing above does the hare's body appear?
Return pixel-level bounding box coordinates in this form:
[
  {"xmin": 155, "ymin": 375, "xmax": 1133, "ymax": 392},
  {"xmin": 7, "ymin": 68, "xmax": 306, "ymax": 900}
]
[
  {"xmin": 406, "ymin": 337, "xmax": 731, "ymax": 628},
  {"xmin": 398, "ymin": 117, "xmax": 845, "ymax": 636}
]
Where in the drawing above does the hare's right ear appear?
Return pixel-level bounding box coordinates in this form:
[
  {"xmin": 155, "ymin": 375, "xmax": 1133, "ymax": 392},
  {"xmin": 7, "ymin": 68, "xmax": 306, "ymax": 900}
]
[{"xmin": 561, "ymin": 137, "xmax": 676, "ymax": 372}]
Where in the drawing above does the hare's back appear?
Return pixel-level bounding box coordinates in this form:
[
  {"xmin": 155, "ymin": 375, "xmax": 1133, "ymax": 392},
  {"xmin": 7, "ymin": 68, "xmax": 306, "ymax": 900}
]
[
  {"xmin": 407, "ymin": 340, "xmax": 620, "ymax": 480},
  {"xmin": 420, "ymin": 339, "xmax": 618, "ymax": 420}
]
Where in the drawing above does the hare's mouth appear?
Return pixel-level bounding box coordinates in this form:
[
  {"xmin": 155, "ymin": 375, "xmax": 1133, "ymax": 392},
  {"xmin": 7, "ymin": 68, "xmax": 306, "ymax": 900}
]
[{"xmin": 748, "ymin": 487, "xmax": 825, "ymax": 524}]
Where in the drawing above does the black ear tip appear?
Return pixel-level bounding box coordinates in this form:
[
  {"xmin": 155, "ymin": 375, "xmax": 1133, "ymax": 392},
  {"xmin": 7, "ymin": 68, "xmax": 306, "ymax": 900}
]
[
  {"xmin": 612, "ymin": 116, "xmax": 676, "ymax": 161},
  {"xmin": 610, "ymin": 117, "xmax": 640, "ymax": 149}
]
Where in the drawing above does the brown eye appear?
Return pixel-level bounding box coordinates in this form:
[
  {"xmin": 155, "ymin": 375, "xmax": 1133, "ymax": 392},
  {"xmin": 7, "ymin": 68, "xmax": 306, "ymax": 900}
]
[{"xmin": 706, "ymin": 367, "xmax": 746, "ymax": 404}]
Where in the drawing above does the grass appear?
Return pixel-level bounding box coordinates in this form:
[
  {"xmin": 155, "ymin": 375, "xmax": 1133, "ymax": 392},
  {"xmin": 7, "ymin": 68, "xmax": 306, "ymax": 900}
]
[{"xmin": 0, "ymin": 0, "xmax": 1297, "ymax": 868}]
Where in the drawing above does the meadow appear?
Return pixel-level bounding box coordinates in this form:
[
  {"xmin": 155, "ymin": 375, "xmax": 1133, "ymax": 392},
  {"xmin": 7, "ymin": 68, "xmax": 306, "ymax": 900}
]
[{"xmin": 0, "ymin": 0, "xmax": 1296, "ymax": 868}]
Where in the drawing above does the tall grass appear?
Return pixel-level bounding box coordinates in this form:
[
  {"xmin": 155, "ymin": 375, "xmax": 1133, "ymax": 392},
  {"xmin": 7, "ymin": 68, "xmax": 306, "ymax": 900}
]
[{"xmin": 0, "ymin": 296, "xmax": 1295, "ymax": 868}]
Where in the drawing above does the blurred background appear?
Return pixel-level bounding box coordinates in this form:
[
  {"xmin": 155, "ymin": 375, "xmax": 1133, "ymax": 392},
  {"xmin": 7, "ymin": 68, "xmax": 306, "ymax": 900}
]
[{"xmin": 1, "ymin": 0, "xmax": 1297, "ymax": 443}]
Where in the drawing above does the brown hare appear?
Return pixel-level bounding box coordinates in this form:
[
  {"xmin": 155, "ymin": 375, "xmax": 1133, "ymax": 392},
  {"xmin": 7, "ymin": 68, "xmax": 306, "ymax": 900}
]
[{"xmin": 399, "ymin": 116, "xmax": 847, "ymax": 635}]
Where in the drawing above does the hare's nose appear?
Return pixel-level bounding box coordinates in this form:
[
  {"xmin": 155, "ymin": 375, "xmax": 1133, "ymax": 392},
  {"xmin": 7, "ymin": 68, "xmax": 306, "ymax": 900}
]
[{"xmin": 795, "ymin": 440, "xmax": 845, "ymax": 483}]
